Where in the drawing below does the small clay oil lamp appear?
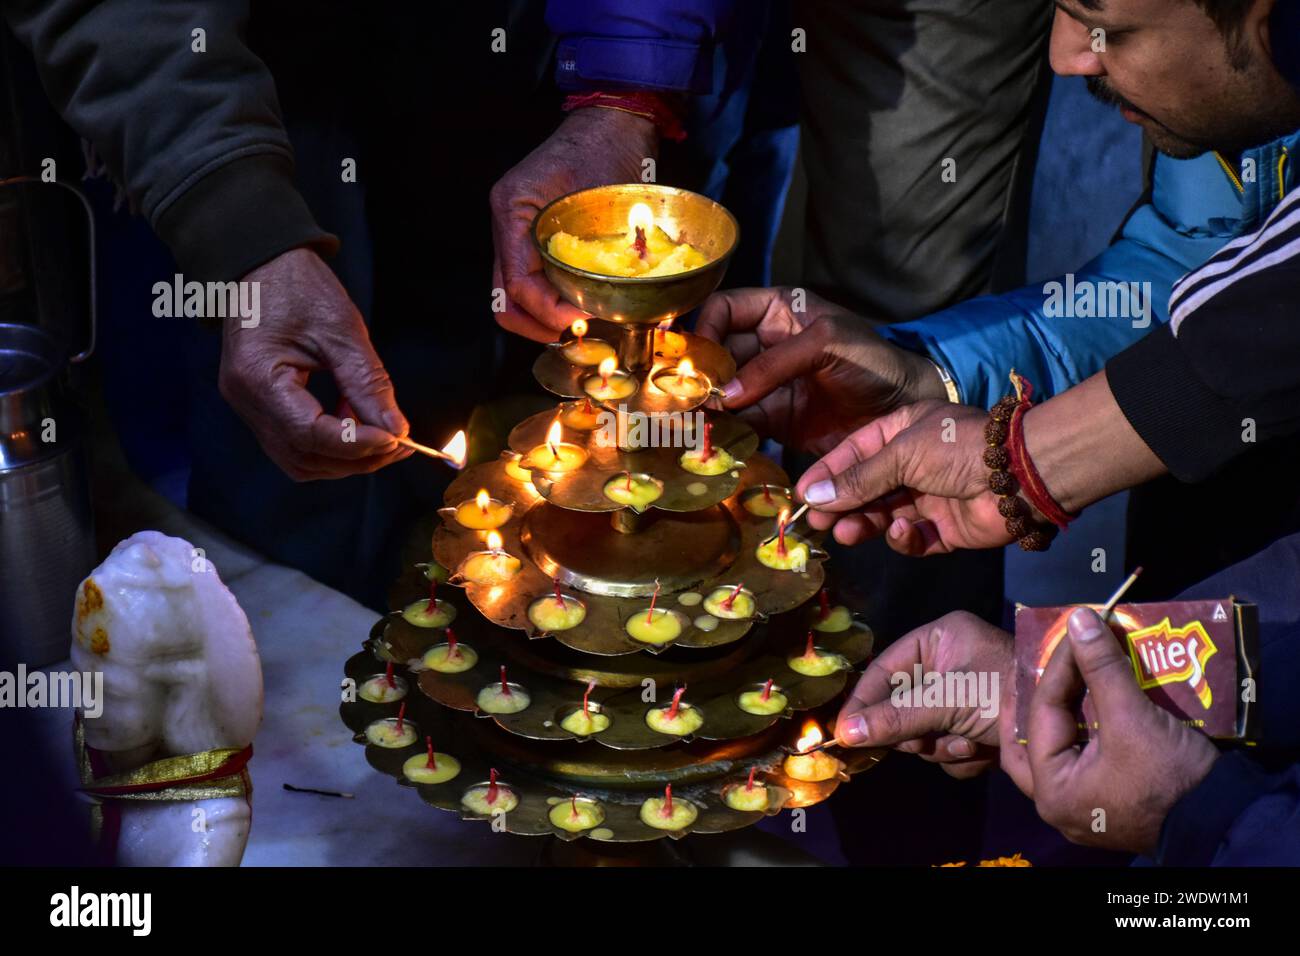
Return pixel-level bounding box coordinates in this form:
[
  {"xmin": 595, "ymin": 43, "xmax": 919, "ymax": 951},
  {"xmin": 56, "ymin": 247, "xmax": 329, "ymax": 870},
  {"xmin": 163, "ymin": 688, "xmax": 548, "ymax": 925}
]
[
  {"xmin": 787, "ymin": 630, "xmax": 849, "ymax": 677},
  {"xmin": 365, "ymin": 703, "xmax": 418, "ymax": 748},
  {"xmin": 422, "ymin": 627, "xmax": 478, "ymax": 673},
  {"xmin": 452, "ymin": 487, "xmax": 513, "ymax": 531},
  {"xmin": 811, "ymin": 588, "xmax": 853, "ymax": 632},
  {"xmin": 402, "ymin": 579, "xmax": 457, "ymax": 628},
  {"xmin": 640, "ymin": 783, "xmax": 698, "ymax": 831},
  {"xmin": 652, "ymin": 357, "xmax": 710, "ymax": 400},
  {"xmin": 527, "ymin": 579, "xmax": 587, "ymax": 632},
  {"xmin": 582, "ymin": 356, "xmax": 637, "ymax": 402},
  {"xmin": 603, "ymin": 471, "xmax": 663, "ymax": 511},
  {"xmin": 645, "ymin": 685, "xmax": 704, "ymax": 736},
  {"xmin": 458, "ymin": 530, "xmax": 522, "ymax": 586},
  {"xmin": 702, "ymin": 583, "xmax": 755, "ymax": 620},
  {"xmin": 625, "ymin": 579, "xmax": 684, "ymax": 645},
  {"xmin": 504, "ymin": 453, "xmax": 534, "ymax": 483},
  {"xmin": 755, "ymin": 507, "xmax": 810, "ymax": 571},
  {"xmin": 743, "ymin": 484, "xmax": 792, "ymax": 517},
  {"xmin": 738, "ymin": 678, "xmax": 787, "ymax": 716},
  {"xmin": 549, "ymin": 795, "xmax": 605, "ymax": 833},
  {"xmin": 679, "ymin": 420, "xmax": 735, "ymax": 476},
  {"xmin": 560, "ymin": 679, "xmax": 610, "ymax": 736},
  {"xmin": 723, "ymin": 767, "xmax": 770, "ymax": 812},
  {"xmin": 403, "ymin": 735, "xmax": 462, "ymax": 784},
  {"xmin": 560, "ymin": 317, "xmax": 616, "ymax": 367},
  {"xmin": 521, "ymin": 418, "xmax": 588, "ymax": 473},
  {"xmin": 359, "ymin": 662, "xmax": 407, "ymax": 703},
  {"xmin": 558, "ymin": 397, "xmax": 603, "ymax": 431},
  {"xmin": 476, "ymin": 665, "xmax": 531, "ymax": 715},
  {"xmin": 462, "ymin": 768, "xmax": 519, "ymax": 814},
  {"xmin": 784, "ymin": 721, "xmax": 842, "ymax": 782}
]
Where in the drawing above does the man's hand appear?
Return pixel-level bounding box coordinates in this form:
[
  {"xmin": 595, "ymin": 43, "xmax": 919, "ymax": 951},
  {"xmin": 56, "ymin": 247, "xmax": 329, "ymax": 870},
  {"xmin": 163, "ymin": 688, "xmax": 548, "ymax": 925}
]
[
  {"xmin": 834, "ymin": 611, "xmax": 1013, "ymax": 778},
  {"xmin": 489, "ymin": 108, "xmax": 658, "ymax": 342},
  {"xmin": 219, "ymin": 248, "xmax": 412, "ymax": 481},
  {"xmin": 794, "ymin": 401, "xmax": 1012, "ymax": 553},
  {"xmin": 695, "ymin": 288, "xmax": 946, "ymax": 456},
  {"xmin": 1024, "ymin": 607, "xmax": 1220, "ymax": 853}
]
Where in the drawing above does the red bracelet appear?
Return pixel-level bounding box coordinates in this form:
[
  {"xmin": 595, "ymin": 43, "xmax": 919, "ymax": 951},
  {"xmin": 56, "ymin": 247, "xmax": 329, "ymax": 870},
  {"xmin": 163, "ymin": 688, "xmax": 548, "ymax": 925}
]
[
  {"xmin": 1004, "ymin": 372, "xmax": 1076, "ymax": 532},
  {"xmin": 562, "ymin": 91, "xmax": 688, "ymax": 142}
]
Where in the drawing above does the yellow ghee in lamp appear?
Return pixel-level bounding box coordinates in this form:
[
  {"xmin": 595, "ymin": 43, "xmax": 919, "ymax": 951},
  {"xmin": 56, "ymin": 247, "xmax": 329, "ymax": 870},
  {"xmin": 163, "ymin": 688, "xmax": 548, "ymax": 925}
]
[
  {"xmin": 365, "ymin": 718, "xmax": 418, "ymax": 749},
  {"xmin": 743, "ymin": 486, "xmax": 793, "ymax": 517},
  {"xmin": 454, "ymin": 489, "xmax": 512, "ymax": 530},
  {"xmin": 639, "ymin": 790, "xmax": 699, "ymax": 830},
  {"xmin": 645, "ymin": 701, "xmax": 704, "ymax": 736},
  {"xmin": 460, "ymin": 537, "xmax": 521, "ymax": 585},
  {"xmin": 560, "ymin": 707, "xmax": 610, "ymax": 736},
  {"xmin": 547, "ymin": 219, "xmax": 709, "ymax": 279},
  {"xmin": 723, "ymin": 781, "xmax": 770, "ymax": 812},
  {"xmin": 702, "ymin": 586, "xmax": 755, "ymax": 620},
  {"xmin": 527, "ymin": 593, "xmax": 586, "ymax": 632},
  {"xmin": 625, "ymin": 607, "xmax": 683, "ymax": 645},
  {"xmin": 738, "ymin": 685, "xmax": 788, "ymax": 716},
  {"xmin": 359, "ymin": 675, "xmax": 407, "ymax": 703},
  {"xmin": 603, "ymin": 473, "xmax": 663, "ymax": 510},
  {"xmin": 784, "ymin": 749, "xmax": 840, "ymax": 782},
  {"xmin": 549, "ymin": 797, "xmax": 605, "ymax": 833},
  {"xmin": 422, "ymin": 641, "xmax": 478, "ymax": 673},
  {"xmin": 756, "ymin": 535, "xmax": 809, "ymax": 572},
  {"xmin": 402, "ymin": 752, "xmax": 461, "ymax": 785},
  {"xmin": 462, "ymin": 783, "xmax": 519, "ymax": 815}
]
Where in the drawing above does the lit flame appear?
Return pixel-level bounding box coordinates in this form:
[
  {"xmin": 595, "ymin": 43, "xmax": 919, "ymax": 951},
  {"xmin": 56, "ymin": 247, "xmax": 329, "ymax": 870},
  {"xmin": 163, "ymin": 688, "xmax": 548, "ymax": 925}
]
[
  {"xmin": 597, "ymin": 356, "xmax": 618, "ymax": 379},
  {"xmin": 475, "ymin": 488, "xmax": 491, "ymax": 511},
  {"xmin": 546, "ymin": 419, "xmax": 563, "ymax": 448},
  {"xmin": 441, "ymin": 430, "xmax": 467, "ymax": 468},
  {"xmin": 627, "ymin": 202, "xmax": 654, "ymax": 235},
  {"xmin": 571, "ymin": 317, "xmax": 588, "ymax": 338},
  {"xmin": 795, "ymin": 720, "xmax": 824, "ymax": 753},
  {"xmin": 657, "ymin": 319, "xmax": 674, "ymax": 331},
  {"xmin": 486, "ymin": 530, "xmax": 504, "ymax": 551},
  {"xmin": 777, "ymin": 507, "xmax": 790, "ymax": 527},
  {"xmin": 676, "ymin": 357, "xmax": 696, "ymax": 379}
]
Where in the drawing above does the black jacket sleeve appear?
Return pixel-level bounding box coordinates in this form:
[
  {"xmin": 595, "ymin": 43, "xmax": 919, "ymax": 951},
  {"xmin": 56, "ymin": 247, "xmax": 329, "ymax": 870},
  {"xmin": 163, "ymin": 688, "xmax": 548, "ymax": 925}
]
[
  {"xmin": 1, "ymin": 0, "xmax": 337, "ymax": 280},
  {"xmin": 1106, "ymin": 189, "xmax": 1300, "ymax": 482}
]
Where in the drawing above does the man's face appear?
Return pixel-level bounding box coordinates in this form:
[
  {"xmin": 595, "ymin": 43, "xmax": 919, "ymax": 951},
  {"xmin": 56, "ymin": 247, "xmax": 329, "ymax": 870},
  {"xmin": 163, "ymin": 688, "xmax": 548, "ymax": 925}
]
[{"xmin": 1050, "ymin": 0, "xmax": 1300, "ymax": 157}]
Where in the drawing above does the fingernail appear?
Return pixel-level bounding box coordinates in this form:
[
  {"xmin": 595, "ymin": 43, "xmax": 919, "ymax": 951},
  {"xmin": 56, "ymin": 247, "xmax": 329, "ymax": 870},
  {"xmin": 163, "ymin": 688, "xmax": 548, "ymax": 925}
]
[
  {"xmin": 1069, "ymin": 606, "xmax": 1103, "ymax": 642},
  {"xmin": 889, "ymin": 518, "xmax": 907, "ymax": 540},
  {"xmin": 838, "ymin": 713, "xmax": 868, "ymax": 745},
  {"xmin": 948, "ymin": 738, "xmax": 975, "ymax": 758},
  {"xmin": 720, "ymin": 379, "xmax": 743, "ymax": 401},
  {"xmin": 384, "ymin": 411, "xmax": 408, "ymax": 437},
  {"xmin": 804, "ymin": 480, "xmax": 835, "ymax": 505}
]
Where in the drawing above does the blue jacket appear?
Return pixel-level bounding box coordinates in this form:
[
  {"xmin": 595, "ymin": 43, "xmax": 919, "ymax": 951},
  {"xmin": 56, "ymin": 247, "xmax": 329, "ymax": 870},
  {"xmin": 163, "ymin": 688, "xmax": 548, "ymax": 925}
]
[{"xmin": 881, "ymin": 133, "xmax": 1300, "ymax": 409}]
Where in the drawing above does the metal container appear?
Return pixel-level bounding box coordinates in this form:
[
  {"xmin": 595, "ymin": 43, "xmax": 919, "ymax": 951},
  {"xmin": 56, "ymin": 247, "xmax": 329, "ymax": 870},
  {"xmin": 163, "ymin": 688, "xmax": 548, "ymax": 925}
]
[{"xmin": 0, "ymin": 176, "xmax": 96, "ymax": 668}]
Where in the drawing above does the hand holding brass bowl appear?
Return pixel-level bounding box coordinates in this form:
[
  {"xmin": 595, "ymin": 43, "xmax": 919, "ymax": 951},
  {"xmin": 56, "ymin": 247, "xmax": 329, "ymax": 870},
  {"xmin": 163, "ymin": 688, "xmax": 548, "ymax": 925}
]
[{"xmin": 532, "ymin": 184, "xmax": 739, "ymax": 325}]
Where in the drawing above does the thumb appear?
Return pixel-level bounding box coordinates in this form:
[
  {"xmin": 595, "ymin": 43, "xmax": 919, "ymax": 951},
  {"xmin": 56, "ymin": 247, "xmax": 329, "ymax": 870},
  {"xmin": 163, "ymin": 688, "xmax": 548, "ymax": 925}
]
[
  {"xmin": 801, "ymin": 439, "xmax": 905, "ymax": 513},
  {"xmin": 720, "ymin": 324, "xmax": 828, "ymax": 411},
  {"xmin": 1063, "ymin": 605, "xmax": 1147, "ymax": 722},
  {"xmin": 325, "ymin": 322, "xmax": 409, "ymax": 439}
]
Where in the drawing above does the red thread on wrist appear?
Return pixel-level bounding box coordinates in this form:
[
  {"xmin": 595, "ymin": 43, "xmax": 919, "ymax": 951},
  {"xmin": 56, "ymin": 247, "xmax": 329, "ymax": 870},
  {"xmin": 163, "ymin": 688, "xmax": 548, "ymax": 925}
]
[
  {"xmin": 562, "ymin": 91, "xmax": 687, "ymax": 142},
  {"xmin": 1005, "ymin": 383, "xmax": 1075, "ymax": 531}
]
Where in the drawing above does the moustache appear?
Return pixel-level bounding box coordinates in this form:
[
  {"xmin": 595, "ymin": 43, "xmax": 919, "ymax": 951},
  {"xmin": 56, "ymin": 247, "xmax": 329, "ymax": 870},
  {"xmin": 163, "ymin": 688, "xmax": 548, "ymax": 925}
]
[{"xmin": 1085, "ymin": 76, "xmax": 1146, "ymax": 117}]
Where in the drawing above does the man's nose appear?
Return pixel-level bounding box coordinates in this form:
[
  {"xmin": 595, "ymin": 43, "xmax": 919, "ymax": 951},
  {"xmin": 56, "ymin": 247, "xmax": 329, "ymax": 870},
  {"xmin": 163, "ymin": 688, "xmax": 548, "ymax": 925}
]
[{"xmin": 1049, "ymin": 8, "xmax": 1105, "ymax": 77}]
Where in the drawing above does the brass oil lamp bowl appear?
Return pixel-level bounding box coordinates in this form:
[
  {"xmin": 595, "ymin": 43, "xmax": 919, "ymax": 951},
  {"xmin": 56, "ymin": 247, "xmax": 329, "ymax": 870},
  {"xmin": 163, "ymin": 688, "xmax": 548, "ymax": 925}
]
[{"xmin": 532, "ymin": 184, "xmax": 739, "ymax": 326}]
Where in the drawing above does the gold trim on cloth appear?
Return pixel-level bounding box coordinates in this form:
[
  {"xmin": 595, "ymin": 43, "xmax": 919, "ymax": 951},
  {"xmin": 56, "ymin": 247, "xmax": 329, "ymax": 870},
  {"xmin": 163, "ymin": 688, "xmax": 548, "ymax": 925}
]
[{"xmin": 74, "ymin": 718, "xmax": 253, "ymax": 802}]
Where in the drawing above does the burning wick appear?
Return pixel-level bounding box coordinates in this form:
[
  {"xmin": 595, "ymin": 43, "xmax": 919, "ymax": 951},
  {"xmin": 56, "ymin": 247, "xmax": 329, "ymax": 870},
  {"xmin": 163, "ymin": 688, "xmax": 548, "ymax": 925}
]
[
  {"xmin": 582, "ymin": 679, "xmax": 596, "ymax": 717},
  {"xmin": 776, "ymin": 508, "xmax": 790, "ymax": 556},
  {"xmin": 384, "ymin": 661, "xmax": 395, "ymax": 688},
  {"xmin": 598, "ymin": 356, "xmax": 616, "ymax": 390},
  {"xmin": 700, "ymin": 421, "xmax": 714, "ymax": 461},
  {"xmin": 818, "ymin": 588, "xmax": 831, "ymax": 619},
  {"xmin": 395, "ymin": 702, "xmax": 407, "ymax": 736},
  {"xmin": 499, "ymin": 665, "xmax": 511, "ymax": 696},
  {"xmin": 547, "ymin": 419, "xmax": 560, "ymax": 460},
  {"xmin": 571, "ymin": 317, "xmax": 587, "ymax": 348},
  {"xmin": 761, "ymin": 678, "xmax": 774, "ymax": 702},
  {"xmin": 721, "ymin": 582, "xmax": 744, "ymax": 612},
  {"xmin": 746, "ymin": 767, "xmax": 757, "ymax": 792},
  {"xmin": 487, "ymin": 768, "xmax": 499, "ymax": 805},
  {"xmin": 662, "ymin": 784, "xmax": 674, "ymax": 818},
  {"xmin": 646, "ymin": 578, "xmax": 662, "ymax": 624},
  {"xmin": 476, "ymin": 488, "xmax": 491, "ymax": 516},
  {"xmin": 445, "ymin": 627, "xmax": 460, "ymax": 660},
  {"xmin": 425, "ymin": 735, "xmax": 437, "ymax": 770},
  {"xmin": 667, "ymin": 685, "xmax": 686, "ymax": 721}
]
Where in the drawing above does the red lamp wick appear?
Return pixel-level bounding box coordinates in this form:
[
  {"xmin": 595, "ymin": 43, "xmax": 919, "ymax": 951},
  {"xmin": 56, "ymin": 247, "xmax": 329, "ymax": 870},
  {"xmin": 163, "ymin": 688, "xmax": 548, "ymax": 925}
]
[
  {"xmin": 425, "ymin": 736, "xmax": 436, "ymax": 770},
  {"xmin": 395, "ymin": 702, "xmax": 407, "ymax": 735},
  {"xmin": 777, "ymin": 516, "xmax": 788, "ymax": 556},
  {"xmin": 763, "ymin": 485, "xmax": 773, "ymax": 504},
  {"xmin": 761, "ymin": 678, "xmax": 774, "ymax": 702},
  {"xmin": 663, "ymin": 783, "xmax": 674, "ymax": 817},
  {"xmin": 818, "ymin": 588, "xmax": 830, "ymax": 619},
  {"xmin": 804, "ymin": 630, "xmax": 816, "ymax": 658},
  {"xmin": 634, "ymin": 225, "xmax": 648, "ymax": 260},
  {"xmin": 667, "ymin": 685, "xmax": 686, "ymax": 721},
  {"xmin": 499, "ymin": 665, "xmax": 510, "ymax": 696},
  {"xmin": 425, "ymin": 579, "xmax": 437, "ymax": 613},
  {"xmin": 721, "ymin": 582, "xmax": 744, "ymax": 611},
  {"xmin": 553, "ymin": 578, "xmax": 565, "ymax": 608},
  {"xmin": 746, "ymin": 766, "xmax": 757, "ymax": 792},
  {"xmin": 446, "ymin": 627, "xmax": 460, "ymax": 659},
  {"xmin": 624, "ymin": 471, "xmax": 633, "ymax": 492},
  {"xmin": 701, "ymin": 421, "xmax": 714, "ymax": 461},
  {"xmin": 570, "ymin": 795, "xmax": 580, "ymax": 819},
  {"xmin": 487, "ymin": 768, "xmax": 499, "ymax": 805},
  {"xmin": 384, "ymin": 661, "xmax": 395, "ymax": 688},
  {"xmin": 583, "ymin": 679, "xmax": 596, "ymax": 716},
  {"xmin": 645, "ymin": 578, "xmax": 662, "ymax": 624}
]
